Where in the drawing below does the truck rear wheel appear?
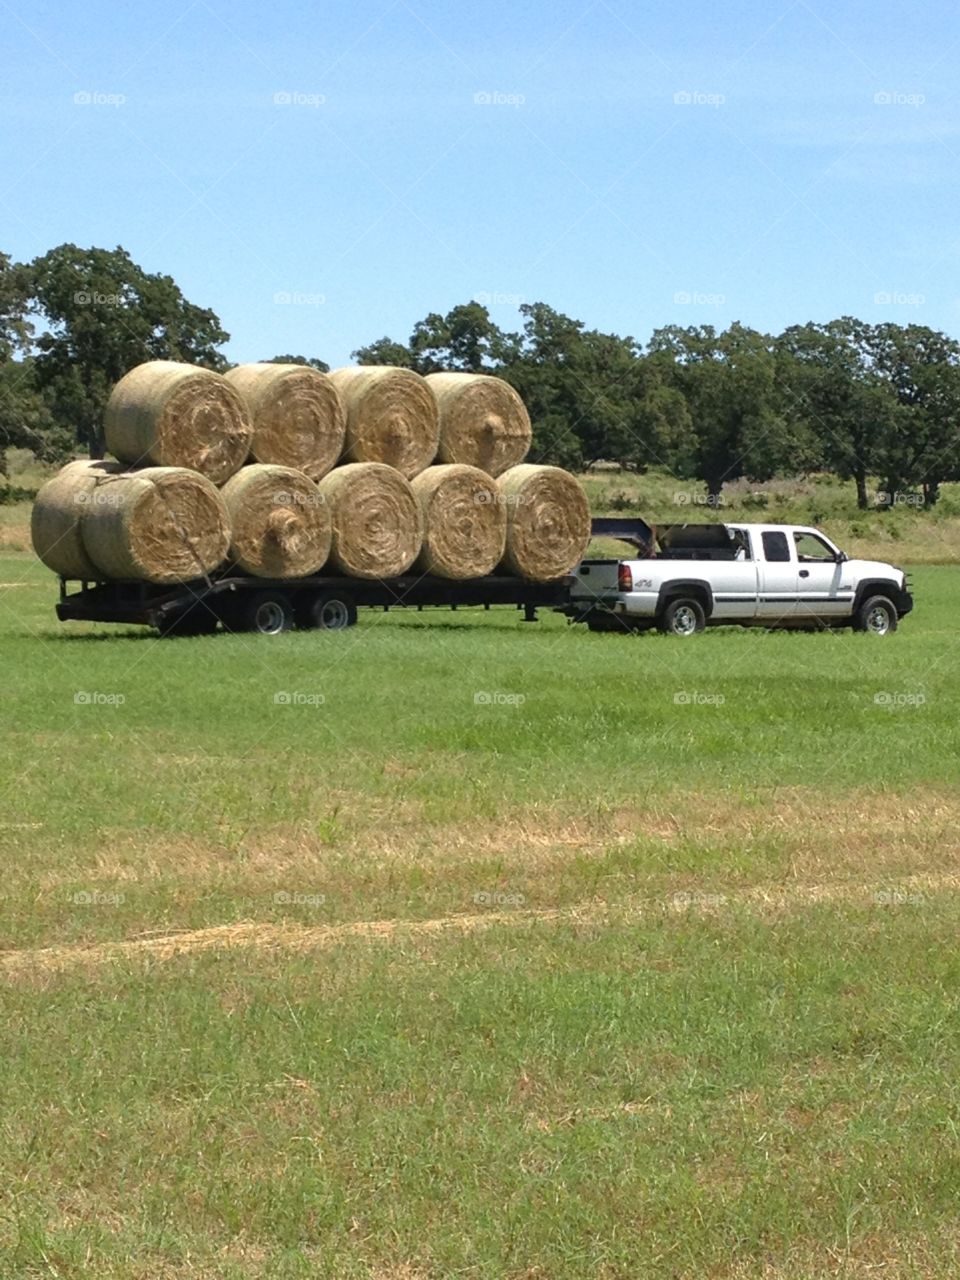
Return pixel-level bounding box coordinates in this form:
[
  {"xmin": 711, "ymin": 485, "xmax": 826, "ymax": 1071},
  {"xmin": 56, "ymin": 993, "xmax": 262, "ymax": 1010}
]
[
  {"xmin": 658, "ymin": 597, "xmax": 706, "ymax": 637},
  {"xmin": 853, "ymin": 595, "xmax": 897, "ymax": 635},
  {"xmin": 300, "ymin": 592, "xmax": 357, "ymax": 631}
]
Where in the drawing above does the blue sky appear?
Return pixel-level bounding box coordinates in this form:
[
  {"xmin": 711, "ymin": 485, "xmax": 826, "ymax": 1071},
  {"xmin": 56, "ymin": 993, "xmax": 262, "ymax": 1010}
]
[{"xmin": 2, "ymin": 0, "xmax": 957, "ymax": 366}]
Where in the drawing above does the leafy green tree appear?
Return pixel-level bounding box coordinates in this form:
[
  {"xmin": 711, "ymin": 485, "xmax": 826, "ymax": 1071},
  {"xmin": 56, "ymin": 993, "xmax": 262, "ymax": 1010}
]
[
  {"xmin": 28, "ymin": 244, "xmax": 230, "ymax": 456},
  {"xmin": 864, "ymin": 323, "xmax": 960, "ymax": 506},
  {"xmin": 777, "ymin": 319, "xmax": 895, "ymax": 509},
  {"xmin": 262, "ymin": 354, "xmax": 329, "ymax": 371},
  {"xmin": 350, "ymin": 337, "xmax": 414, "ymax": 367},
  {"xmin": 648, "ymin": 323, "xmax": 795, "ymax": 501}
]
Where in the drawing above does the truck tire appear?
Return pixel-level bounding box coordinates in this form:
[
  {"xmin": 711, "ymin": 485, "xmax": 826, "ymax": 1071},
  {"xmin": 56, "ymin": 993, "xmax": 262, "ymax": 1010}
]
[
  {"xmin": 300, "ymin": 592, "xmax": 358, "ymax": 631},
  {"xmin": 853, "ymin": 595, "xmax": 898, "ymax": 635},
  {"xmin": 230, "ymin": 590, "xmax": 294, "ymax": 635},
  {"xmin": 657, "ymin": 597, "xmax": 706, "ymax": 637}
]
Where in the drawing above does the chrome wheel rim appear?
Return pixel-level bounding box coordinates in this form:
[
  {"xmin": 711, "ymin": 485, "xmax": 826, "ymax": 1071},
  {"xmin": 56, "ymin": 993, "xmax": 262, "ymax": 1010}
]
[
  {"xmin": 673, "ymin": 605, "xmax": 698, "ymax": 636},
  {"xmin": 866, "ymin": 605, "xmax": 890, "ymax": 635},
  {"xmin": 254, "ymin": 602, "xmax": 287, "ymax": 634},
  {"xmin": 318, "ymin": 599, "xmax": 349, "ymax": 630}
]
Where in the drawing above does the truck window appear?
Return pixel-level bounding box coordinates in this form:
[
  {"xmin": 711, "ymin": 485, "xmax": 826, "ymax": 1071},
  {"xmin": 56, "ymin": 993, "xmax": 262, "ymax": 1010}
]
[
  {"xmin": 794, "ymin": 531, "xmax": 836, "ymax": 562},
  {"xmin": 761, "ymin": 531, "xmax": 791, "ymax": 563},
  {"xmin": 728, "ymin": 529, "xmax": 751, "ymax": 561}
]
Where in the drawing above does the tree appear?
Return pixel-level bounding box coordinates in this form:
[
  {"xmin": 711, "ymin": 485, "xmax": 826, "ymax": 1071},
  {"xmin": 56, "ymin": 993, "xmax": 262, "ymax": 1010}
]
[
  {"xmin": 28, "ymin": 244, "xmax": 230, "ymax": 455},
  {"xmin": 504, "ymin": 303, "xmax": 692, "ymax": 471},
  {"xmin": 350, "ymin": 337, "xmax": 414, "ymax": 367},
  {"xmin": 0, "ymin": 252, "xmax": 70, "ymax": 473},
  {"xmin": 777, "ymin": 319, "xmax": 895, "ymax": 509},
  {"xmin": 864, "ymin": 323, "xmax": 960, "ymax": 506},
  {"xmin": 263, "ymin": 354, "xmax": 329, "ymax": 371},
  {"xmin": 648, "ymin": 323, "xmax": 795, "ymax": 501}
]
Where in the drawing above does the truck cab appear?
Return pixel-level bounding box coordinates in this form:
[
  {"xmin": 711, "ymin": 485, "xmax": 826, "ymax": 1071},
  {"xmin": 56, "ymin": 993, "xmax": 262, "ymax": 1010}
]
[{"xmin": 566, "ymin": 522, "xmax": 913, "ymax": 636}]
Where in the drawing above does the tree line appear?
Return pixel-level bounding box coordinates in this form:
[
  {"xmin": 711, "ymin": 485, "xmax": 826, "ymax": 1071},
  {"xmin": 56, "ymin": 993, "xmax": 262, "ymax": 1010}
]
[{"xmin": 3, "ymin": 243, "xmax": 959, "ymax": 508}]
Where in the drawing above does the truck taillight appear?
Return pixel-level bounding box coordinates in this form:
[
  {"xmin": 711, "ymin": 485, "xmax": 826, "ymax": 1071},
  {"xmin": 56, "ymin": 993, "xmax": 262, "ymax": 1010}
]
[{"xmin": 618, "ymin": 563, "xmax": 633, "ymax": 592}]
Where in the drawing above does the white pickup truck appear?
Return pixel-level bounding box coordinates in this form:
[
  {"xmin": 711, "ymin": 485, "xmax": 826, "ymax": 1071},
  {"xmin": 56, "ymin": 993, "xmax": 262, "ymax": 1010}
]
[{"xmin": 566, "ymin": 521, "xmax": 913, "ymax": 636}]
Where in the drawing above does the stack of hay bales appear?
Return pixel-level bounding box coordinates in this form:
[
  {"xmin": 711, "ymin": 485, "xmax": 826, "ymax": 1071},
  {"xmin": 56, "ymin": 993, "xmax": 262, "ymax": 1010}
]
[{"xmin": 31, "ymin": 358, "xmax": 591, "ymax": 587}]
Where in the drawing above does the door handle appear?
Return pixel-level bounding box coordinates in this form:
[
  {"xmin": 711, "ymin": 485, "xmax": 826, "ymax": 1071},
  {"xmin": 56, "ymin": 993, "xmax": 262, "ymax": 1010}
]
[{"xmin": 799, "ymin": 569, "xmax": 810, "ymax": 578}]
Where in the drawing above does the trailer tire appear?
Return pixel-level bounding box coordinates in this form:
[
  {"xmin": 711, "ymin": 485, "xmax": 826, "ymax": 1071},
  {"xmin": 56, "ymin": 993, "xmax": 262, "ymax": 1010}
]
[
  {"xmin": 657, "ymin": 597, "xmax": 706, "ymax": 637},
  {"xmin": 853, "ymin": 594, "xmax": 897, "ymax": 635},
  {"xmin": 300, "ymin": 592, "xmax": 357, "ymax": 631},
  {"xmin": 229, "ymin": 590, "xmax": 294, "ymax": 635}
]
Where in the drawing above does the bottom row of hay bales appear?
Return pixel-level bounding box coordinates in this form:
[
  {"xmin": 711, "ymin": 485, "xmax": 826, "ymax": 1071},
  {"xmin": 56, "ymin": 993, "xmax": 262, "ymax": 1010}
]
[{"xmin": 32, "ymin": 460, "xmax": 590, "ymax": 585}]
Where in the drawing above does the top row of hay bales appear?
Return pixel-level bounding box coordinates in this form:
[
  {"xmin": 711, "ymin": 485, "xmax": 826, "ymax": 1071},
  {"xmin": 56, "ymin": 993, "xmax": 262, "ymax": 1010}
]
[{"xmin": 103, "ymin": 361, "xmax": 532, "ymax": 485}]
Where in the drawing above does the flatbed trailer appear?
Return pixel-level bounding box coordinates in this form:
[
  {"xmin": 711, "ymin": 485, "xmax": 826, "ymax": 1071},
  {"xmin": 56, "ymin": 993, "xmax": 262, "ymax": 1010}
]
[{"xmin": 53, "ymin": 517, "xmax": 653, "ymax": 636}]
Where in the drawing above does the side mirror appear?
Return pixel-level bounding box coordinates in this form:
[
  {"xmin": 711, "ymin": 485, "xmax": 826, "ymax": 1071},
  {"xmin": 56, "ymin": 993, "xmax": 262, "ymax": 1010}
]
[{"xmin": 836, "ymin": 550, "xmax": 848, "ymax": 563}]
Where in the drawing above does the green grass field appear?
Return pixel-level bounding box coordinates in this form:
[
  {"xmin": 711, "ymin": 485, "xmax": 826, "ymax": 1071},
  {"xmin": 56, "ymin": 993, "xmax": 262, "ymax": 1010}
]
[
  {"xmin": 3, "ymin": 444, "xmax": 960, "ymax": 1277},
  {"xmin": 2, "ymin": 534, "xmax": 959, "ymax": 1279}
]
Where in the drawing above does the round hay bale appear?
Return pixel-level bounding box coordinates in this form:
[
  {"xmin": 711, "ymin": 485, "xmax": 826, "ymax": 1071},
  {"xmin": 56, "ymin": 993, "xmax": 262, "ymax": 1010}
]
[
  {"xmin": 427, "ymin": 372, "xmax": 532, "ymax": 476},
  {"xmin": 330, "ymin": 366, "xmax": 439, "ymax": 478},
  {"xmin": 220, "ymin": 464, "xmax": 332, "ymax": 578},
  {"xmin": 497, "ymin": 464, "xmax": 591, "ymax": 582},
  {"xmin": 80, "ymin": 467, "xmax": 231, "ymax": 584},
  {"xmin": 411, "ymin": 464, "xmax": 506, "ymax": 579},
  {"xmin": 317, "ymin": 462, "xmax": 422, "ymax": 579},
  {"xmin": 31, "ymin": 460, "xmax": 122, "ymax": 579},
  {"xmin": 104, "ymin": 361, "xmax": 252, "ymax": 484},
  {"xmin": 224, "ymin": 363, "xmax": 345, "ymax": 481}
]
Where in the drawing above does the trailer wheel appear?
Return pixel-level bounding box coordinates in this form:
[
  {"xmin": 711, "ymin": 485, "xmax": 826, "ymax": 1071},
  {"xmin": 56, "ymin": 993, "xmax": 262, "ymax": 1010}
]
[
  {"xmin": 301, "ymin": 592, "xmax": 357, "ymax": 631},
  {"xmin": 657, "ymin": 597, "xmax": 706, "ymax": 637},
  {"xmin": 853, "ymin": 594, "xmax": 897, "ymax": 635},
  {"xmin": 232, "ymin": 591, "xmax": 294, "ymax": 635}
]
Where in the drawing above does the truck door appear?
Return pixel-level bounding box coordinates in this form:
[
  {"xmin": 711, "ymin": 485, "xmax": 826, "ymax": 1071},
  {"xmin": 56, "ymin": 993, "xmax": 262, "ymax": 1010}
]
[
  {"xmin": 792, "ymin": 530, "xmax": 853, "ymax": 619},
  {"xmin": 755, "ymin": 529, "xmax": 798, "ymax": 619},
  {"xmin": 710, "ymin": 526, "xmax": 759, "ymax": 619}
]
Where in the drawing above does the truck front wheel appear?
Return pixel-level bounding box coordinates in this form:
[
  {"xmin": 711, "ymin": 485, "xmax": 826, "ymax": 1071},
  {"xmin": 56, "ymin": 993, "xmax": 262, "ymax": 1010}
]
[
  {"xmin": 853, "ymin": 595, "xmax": 898, "ymax": 635},
  {"xmin": 658, "ymin": 597, "xmax": 706, "ymax": 637}
]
